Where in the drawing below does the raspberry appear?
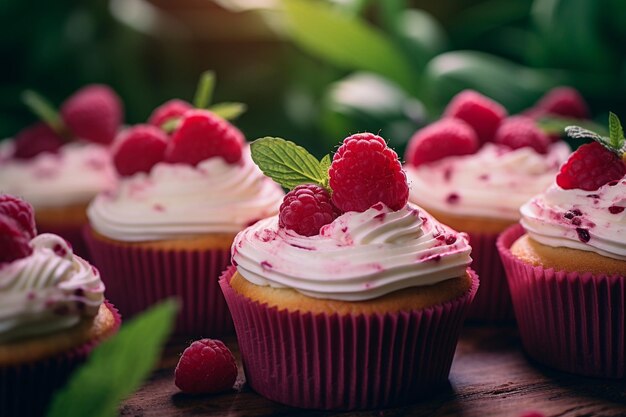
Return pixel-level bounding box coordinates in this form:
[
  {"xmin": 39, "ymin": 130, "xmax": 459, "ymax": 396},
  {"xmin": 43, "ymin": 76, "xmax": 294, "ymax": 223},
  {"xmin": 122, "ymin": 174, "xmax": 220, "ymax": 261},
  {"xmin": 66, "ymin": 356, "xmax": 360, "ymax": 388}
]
[
  {"xmin": 12, "ymin": 123, "xmax": 65, "ymax": 160},
  {"xmin": 174, "ymin": 338, "xmax": 237, "ymax": 394},
  {"xmin": 405, "ymin": 119, "xmax": 479, "ymax": 167},
  {"xmin": 166, "ymin": 110, "xmax": 243, "ymax": 166},
  {"xmin": 112, "ymin": 125, "xmax": 168, "ymax": 177},
  {"xmin": 0, "ymin": 213, "xmax": 33, "ymax": 264},
  {"xmin": 0, "ymin": 195, "xmax": 36, "ymax": 239},
  {"xmin": 60, "ymin": 84, "xmax": 123, "ymax": 145},
  {"xmin": 148, "ymin": 99, "xmax": 193, "ymax": 129},
  {"xmin": 443, "ymin": 90, "xmax": 507, "ymax": 144},
  {"xmin": 535, "ymin": 86, "xmax": 589, "ymax": 119},
  {"xmin": 329, "ymin": 133, "xmax": 408, "ymax": 212},
  {"xmin": 494, "ymin": 116, "xmax": 550, "ymax": 154},
  {"xmin": 279, "ymin": 184, "xmax": 340, "ymax": 236},
  {"xmin": 556, "ymin": 142, "xmax": 626, "ymax": 191}
]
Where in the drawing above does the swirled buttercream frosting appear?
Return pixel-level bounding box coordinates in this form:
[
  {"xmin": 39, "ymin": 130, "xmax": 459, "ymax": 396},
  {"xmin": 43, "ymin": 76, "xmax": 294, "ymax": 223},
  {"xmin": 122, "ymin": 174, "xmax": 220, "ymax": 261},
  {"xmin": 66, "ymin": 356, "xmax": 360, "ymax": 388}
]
[
  {"xmin": 405, "ymin": 142, "xmax": 570, "ymax": 221},
  {"xmin": 520, "ymin": 178, "xmax": 626, "ymax": 261},
  {"xmin": 0, "ymin": 141, "xmax": 116, "ymax": 208},
  {"xmin": 232, "ymin": 203, "xmax": 472, "ymax": 301},
  {"xmin": 88, "ymin": 146, "xmax": 284, "ymax": 241},
  {"xmin": 0, "ymin": 233, "xmax": 105, "ymax": 342}
]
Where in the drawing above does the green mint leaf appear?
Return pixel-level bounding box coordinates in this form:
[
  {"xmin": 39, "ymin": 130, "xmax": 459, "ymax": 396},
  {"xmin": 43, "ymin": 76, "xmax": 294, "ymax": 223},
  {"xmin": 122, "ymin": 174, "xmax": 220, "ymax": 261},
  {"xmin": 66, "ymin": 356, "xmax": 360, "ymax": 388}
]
[
  {"xmin": 565, "ymin": 125, "xmax": 604, "ymax": 142},
  {"xmin": 319, "ymin": 154, "xmax": 331, "ymax": 189},
  {"xmin": 21, "ymin": 90, "xmax": 64, "ymax": 135},
  {"xmin": 251, "ymin": 137, "xmax": 327, "ymax": 190},
  {"xmin": 537, "ymin": 116, "xmax": 608, "ymax": 137},
  {"xmin": 608, "ymin": 112, "xmax": 625, "ymax": 150},
  {"xmin": 160, "ymin": 118, "xmax": 180, "ymax": 134},
  {"xmin": 209, "ymin": 102, "xmax": 247, "ymax": 120},
  {"xmin": 193, "ymin": 70, "xmax": 215, "ymax": 109},
  {"xmin": 46, "ymin": 300, "xmax": 178, "ymax": 417}
]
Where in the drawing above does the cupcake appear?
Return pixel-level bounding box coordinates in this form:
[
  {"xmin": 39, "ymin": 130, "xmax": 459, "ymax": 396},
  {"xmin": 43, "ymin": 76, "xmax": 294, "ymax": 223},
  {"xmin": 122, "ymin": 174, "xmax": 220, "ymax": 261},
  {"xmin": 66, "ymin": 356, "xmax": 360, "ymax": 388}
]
[
  {"xmin": 498, "ymin": 115, "xmax": 626, "ymax": 378},
  {"xmin": 404, "ymin": 90, "xmax": 573, "ymax": 321},
  {"xmin": 0, "ymin": 194, "xmax": 120, "ymax": 417},
  {"xmin": 0, "ymin": 85, "xmax": 122, "ymax": 259},
  {"xmin": 84, "ymin": 100, "xmax": 284, "ymax": 335},
  {"xmin": 221, "ymin": 133, "xmax": 478, "ymax": 410}
]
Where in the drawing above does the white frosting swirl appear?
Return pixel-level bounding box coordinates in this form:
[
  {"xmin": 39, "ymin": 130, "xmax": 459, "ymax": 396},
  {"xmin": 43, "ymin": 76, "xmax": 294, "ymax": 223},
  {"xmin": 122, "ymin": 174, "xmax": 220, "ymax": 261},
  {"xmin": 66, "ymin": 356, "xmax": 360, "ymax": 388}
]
[
  {"xmin": 0, "ymin": 233, "xmax": 105, "ymax": 342},
  {"xmin": 88, "ymin": 146, "xmax": 284, "ymax": 241},
  {"xmin": 521, "ymin": 178, "xmax": 626, "ymax": 261},
  {"xmin": 0, "ymin": 141, "xmax": 116, "ymax": 208},
  {"xmin": 232, "ymin": 203, "xmax": 472, "ymax": 301},
  {"xmin": 406, "ymin": 142, "xmax": 570, "ymax": 221}
]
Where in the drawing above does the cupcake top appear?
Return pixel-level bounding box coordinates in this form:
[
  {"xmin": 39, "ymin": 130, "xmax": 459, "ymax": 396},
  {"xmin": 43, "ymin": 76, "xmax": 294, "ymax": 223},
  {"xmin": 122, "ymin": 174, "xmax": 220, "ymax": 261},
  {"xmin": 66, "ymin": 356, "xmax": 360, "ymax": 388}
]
[
  {"xmin": 233, "ymin": 133, "xmax": 472, "ymax": 301},
  {"xmin": 521, "ymin": 114, "xmax": 626, "ymax": 262},
  {"xmin": 0, "ymin": 195, "xmax": 105, "ymax": 342}
]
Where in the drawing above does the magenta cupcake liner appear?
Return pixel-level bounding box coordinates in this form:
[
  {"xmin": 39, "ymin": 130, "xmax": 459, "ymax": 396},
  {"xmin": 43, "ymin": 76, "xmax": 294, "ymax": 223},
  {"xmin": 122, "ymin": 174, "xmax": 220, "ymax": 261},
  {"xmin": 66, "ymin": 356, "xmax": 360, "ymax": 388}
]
[
  {"xmin": 498, "ymin": 224, "xmax": 626, "ymax": 378},
  {"xmin": 0, "ymin": 301, "xmax": 121, "ymax": 417},
  {"xmin": 465, "ymin": 230, "xmax": 515, "ymax": 322},
  {"xmin": 38, "ymin": 222, "xmax": 91, "ymax": 262},
  {"xmin": 220, "ymin": 266, "xmax": 479, "ymax": 410},
  {"xmin": 84, "ymin": 225, "xmax": 234, "ymax": 337}
]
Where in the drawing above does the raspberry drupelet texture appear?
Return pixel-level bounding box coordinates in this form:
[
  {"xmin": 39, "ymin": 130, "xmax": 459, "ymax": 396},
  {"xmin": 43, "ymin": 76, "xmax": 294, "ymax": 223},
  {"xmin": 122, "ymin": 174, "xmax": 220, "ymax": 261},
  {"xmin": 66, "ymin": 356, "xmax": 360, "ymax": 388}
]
[
  {"xmin": 405, "ymin": 118, "xmax": 479, "ymax": 167},
  {"xmin": 12, "ymin": 122, "xmax": 65, "ymax": 160},
  {"xmin": 148, "ymin": 99, "xmax": 193, "ymax": 129},
  {"xmin": 166, "ymin": 109, "xmax": 244, "ymax": 166},
  {"xmin": 60, "ymin": 84, "xmax": 123, "ymax": 145},
  {"xmin": 494, "ymin": 116, "xmax": 550, "ymax": 154},
  {"xmin": 556, "ymin": 142, "xmax": 626, "ymax": 191},
  {"xmin": 443, "ymin": 90, "xmax": 507, "ymax": 144},
  {"xmin": 329, "ymin": 133, "xmax": 408, "ymax": 213},
  {"xmin": 535, "ymin": 86, "xmax": 589, "ymax": 119},
  {"xmin": 174, "ymin": 338, "xmax": 238, "ymax": 394},
  {"xmin": 279, "ymin": 184, "xmax": 340, "ymax": 236},
  {"xmin": 0, "ymin": 213, "xmax": 33, "ymax": 264},
  {"xmin": 112, "ymin": 124, "xmax": 169, "ymax": 177},
  {"xmin": 0, "ymin": 194, "xmax": 36, "ymax": 239}
]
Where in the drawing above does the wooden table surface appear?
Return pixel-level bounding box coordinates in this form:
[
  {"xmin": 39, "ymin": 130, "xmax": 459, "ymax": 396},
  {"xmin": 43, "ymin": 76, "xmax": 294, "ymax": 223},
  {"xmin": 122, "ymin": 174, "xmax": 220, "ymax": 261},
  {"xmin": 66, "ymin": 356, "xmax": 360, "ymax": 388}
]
[{"xmin": 121, "ymin": 325, "xmax": 626, "ymax": 417}]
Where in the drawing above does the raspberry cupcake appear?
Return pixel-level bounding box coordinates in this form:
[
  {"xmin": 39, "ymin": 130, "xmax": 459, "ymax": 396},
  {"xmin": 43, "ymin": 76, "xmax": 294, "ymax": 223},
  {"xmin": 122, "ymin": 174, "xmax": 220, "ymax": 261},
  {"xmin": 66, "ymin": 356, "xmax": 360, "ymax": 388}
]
[
  {"xmin": 84, "ymin": 81, "xmax": 283, "ymax": 336},
  {"xmin": 0, "ymin": 85, "xmax": 122, "ymax": 259},
  {"xmin": 404, "ymin": 90, "xmax": 573, "ymax": 321},
  {"xmin": 0, "ymin": 194, "xmax": 120, "ymax": 417},
  {"xmin": 498, "ymin": 114, "xmax": 626, "ymax": 378},
  {"xmin": 220, "ymin": 133, "xmax": 478, "ymax": 410}
]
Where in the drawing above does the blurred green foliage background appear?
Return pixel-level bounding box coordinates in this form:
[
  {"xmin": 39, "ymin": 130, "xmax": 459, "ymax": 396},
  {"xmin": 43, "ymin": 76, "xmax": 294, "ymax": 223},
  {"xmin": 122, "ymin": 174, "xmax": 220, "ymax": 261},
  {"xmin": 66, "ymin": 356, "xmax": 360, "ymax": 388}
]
[{"xmin": 1, "ymin": 0, "xmax": 625, "ymax": 157}]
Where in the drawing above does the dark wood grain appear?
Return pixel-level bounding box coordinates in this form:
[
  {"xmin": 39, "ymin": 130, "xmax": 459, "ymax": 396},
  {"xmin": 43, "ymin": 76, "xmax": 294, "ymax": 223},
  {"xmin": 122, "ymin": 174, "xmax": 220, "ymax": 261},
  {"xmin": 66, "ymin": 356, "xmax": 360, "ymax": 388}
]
[{"xmin": 120, "ymin": 326, "xmax": 626, "ymax": 417}]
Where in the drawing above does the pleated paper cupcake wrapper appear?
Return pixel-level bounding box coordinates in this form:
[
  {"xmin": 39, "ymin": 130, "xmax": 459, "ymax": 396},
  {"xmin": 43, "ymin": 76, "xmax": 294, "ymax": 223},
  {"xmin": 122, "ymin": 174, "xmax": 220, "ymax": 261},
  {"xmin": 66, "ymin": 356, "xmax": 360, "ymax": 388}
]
[
  {"xmin": 38, "ymin": 222, "xmax": 91, "ymax": 262},
  {"xmin": 465, "ymin": 230, "xmax": 515, "ymax": 322},
  {"xmin": 84, "ymin": 225, "xmax": 234, "ymax": 337},
  {"xmin": 497, "ymin": 224, "xmax": 626, "ymax": 378},
  {"xmin": 0, "ymin": 301, "xmax": 121, "ymax": 417},
  {"xmin": 220, "ymin": 266, "xmax": 479, "ymax": 410}
]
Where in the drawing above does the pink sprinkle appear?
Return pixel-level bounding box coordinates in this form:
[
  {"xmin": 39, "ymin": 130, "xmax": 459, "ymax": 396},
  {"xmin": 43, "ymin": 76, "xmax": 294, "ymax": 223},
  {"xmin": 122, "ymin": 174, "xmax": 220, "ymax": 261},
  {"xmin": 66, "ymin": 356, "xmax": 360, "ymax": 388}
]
[
  {"xmin": 53, "ymin": 243, "xmax": 67, "ymax": 257},
  {"xmin": 478, "ymin": 174, "xmax": 489, "ymax": 181},
  {"xmin": 374, "ymin": 213, "xmax": 385, "ymax": 221},
  {"xmin": 372, "ymin": 203, "xmax": 384, "ymax": 211},
  {"xmin": 260, "ymin": 261, "xmax": 272, "ymax": 271},
  {"xmin": 446, "ymin": 193, "xmax": 460, "ymax": 204},
  {"xmin": 153, "ymin": 204, "xmax": 165, "ymax": 212},
  {"xmin": 609, "ymin": 206, "xmax": 625, "ymax": 214},
  {"xmin": 445, "ymin": 235, "xmax": 457, "ymax": 245},
  {"xmin": 443, "ymin": 167, "xmax": 453, "ymax": 182}
]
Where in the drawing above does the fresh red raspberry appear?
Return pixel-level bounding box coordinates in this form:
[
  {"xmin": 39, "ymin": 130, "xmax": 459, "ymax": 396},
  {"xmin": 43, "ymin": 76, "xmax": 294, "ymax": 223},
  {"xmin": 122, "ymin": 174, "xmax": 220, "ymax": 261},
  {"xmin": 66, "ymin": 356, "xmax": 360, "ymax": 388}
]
[
  {"xmin": 174, "ymin": 338, "xmax": 237, "ymax": 394},
  {"xmin": 112, "ymin": 125, "xmax": 168, "ymax": 177},
  {"xmin": 443, "ymin": 90, "xmax": 507, "ymax": 144},
  {"xmin": 148, "ymin": 99, "xmax": 193, "ymax": 129},
  {"xmin": 60, "ymin": 84, "xmax": 123, "ymax": 145},
  {"xmin": 0, "ymin": 195, "xmax": 36, "ymax": 239},
  {"xmin": 405, "ymin": 118, "xmax": 479, "ymax": 167},
  {"xmin": 165, "ymin": 110, "xmax": 243, "ymax": 166},
  {"xmin": 0, "ymin": 213, "xmax": 33, "ymax": 264},
  {"xmin": 12, "ymin": 122, "xmax": 65, "ymax": 159},
  {"xmin": 556, "ymin": 142, "xmax": 626, "ymax": 191},
  {"xmin": 279, "ymin": 184, "xmax": 340, "ymax": 236},
  {"xmin": 329, "ymin": 133, "xmax": 408, "ymax": 212},
  {"xmin": 494, "ymin": 116, "xmax": 550, "ymax": 154},
  {"xmin": 535, "ymin": 86, "xmax": 589, "ymax": 119}
]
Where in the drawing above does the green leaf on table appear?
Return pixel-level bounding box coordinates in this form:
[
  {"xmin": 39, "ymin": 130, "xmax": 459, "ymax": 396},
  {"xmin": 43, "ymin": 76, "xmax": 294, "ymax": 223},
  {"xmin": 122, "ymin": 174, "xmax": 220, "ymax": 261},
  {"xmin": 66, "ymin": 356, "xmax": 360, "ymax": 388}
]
[
  {"xmin": 281, "ymin": 0, "xmax": 415, "ymax": 93},
  {"xmin": 46, "ymin": 300, "xmax": 178, "ymax": 417},
  {"xmin": 250, "ymin": 137, "xmax": 329, "ymax": 191},
  {"xmin": 209, "ymin": 102, "xmax": 247, "ymax": 120}
]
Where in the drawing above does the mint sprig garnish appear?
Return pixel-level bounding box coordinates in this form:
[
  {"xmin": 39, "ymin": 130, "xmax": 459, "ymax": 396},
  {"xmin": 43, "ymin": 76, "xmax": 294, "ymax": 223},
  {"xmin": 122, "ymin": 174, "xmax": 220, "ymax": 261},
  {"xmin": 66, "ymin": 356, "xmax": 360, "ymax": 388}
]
[
  {"xmin": 21, "ymin": 90, "xmax": 66, "ymax": 137},
  {"xmin": 251, "ymin": 137, "xmax": 330, "ymax": 191},
  {"xmin": 193, "ymin": 70, "xmax": 215, "ymax": 109},
  {"xmin": 566, "ymin": 112, "xmax": 626, "ymax": 158},
  {"xmin": 208, "ymin": 102, "xmax": 247, "ymax": 121}
]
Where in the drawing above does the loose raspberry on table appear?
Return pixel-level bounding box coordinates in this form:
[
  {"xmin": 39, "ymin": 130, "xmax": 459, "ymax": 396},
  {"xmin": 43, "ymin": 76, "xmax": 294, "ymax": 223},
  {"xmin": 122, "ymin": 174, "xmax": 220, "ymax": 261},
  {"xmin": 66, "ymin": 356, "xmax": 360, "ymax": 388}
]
[
  {"xmin": 174, "ymin": 338, "xmax": 237, "ymax": 394},
  {"xmin": 329, "ymin": 133, "xmax": 408, "ymax": 212},
  {"xmin": 279, "ymin": 184, "xmax": 340, "ymax": 236},
  {"xmin": 405, "ymin": 118, "xmax": 479, "ymax": 167},
  {"xmin": 494, "ymin": 116, "xmax": 550, "ymax": 154},
  {"xmin": 0, "ymin": 195, "xmax": 36, "ymax": 239},
  {"xmin": 148, "ymin": 99, "xmax": 193, "ymax": 129},
  {"xmin": 12, "ymin": 122, "xmax": 65, "ymax": 159},
  {"xmin": 60, "ymin": 84, "xmax": 123, "ymax": 145},
  {"xmin": 556, "ymin": 142, "xmax": 626, "ymax": 191},
  {"xmin": 0, "ymin": 213, "xmax": 33, "ymax": 264},
  {"xmin": 443, "ymin": 90, "xmax": 507, "ymax": 144},
  {"xmin": 535, "ymin": 86, "xmax": 589, "ymax": 119},
  {"xmin": 112, "ymin": 124, "xmax": 168, "ymax": 177},
  {"xmin": 165, "ymin": 109, "xmax": 244, "ymax": 166}
]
